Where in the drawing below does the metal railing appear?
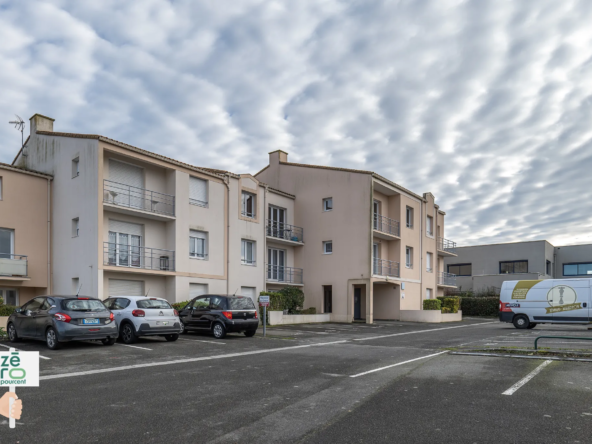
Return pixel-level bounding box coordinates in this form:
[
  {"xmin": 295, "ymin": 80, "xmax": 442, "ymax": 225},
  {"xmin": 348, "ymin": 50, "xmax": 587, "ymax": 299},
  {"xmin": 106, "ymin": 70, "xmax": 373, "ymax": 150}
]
[
  {"xmin": 373, "ymin": 258, "xmax": 400, "ymax": 277},
  {"xmin": 266, "ymin": 265, "xmax": 303, "ymax": 284},
  {"xmin": 189, "ymin": 253, "xmax": 208, "ymax": 260},
  {"xmin": 241, "ymin": 258, "xmax": 256, "ymax": 266},
  {"xmin": 0, "ymin": 254, "xmax": 28, "ymax": 277},
  {"xmin": 104, "ymin": 242, "xmax": 175, "ymax": 271},
  {"xmin": 438, "ymin": 272, "xmax": 456, "ymax": 286},
  {"xmin": 189, "ymin": 198, "xmax": 208, "ymax": 208},
  {"xmin": 242, "ymin": 210, "xmax": 256, "ymax": 218},
  {"xmin": 266, "ymin": 220, "xmax": 304, "ymax": 243},
  {"xmin": 104, "ymin": 180, "xmax": 175, "ymax": 217},
  {"xmin": 373, "ymin": 213, "xmax": 400, "ymax": 237},
  {"xmin": 438, "ymin": 237, "xmax": 457, "ymax": 254},
  {"xmin": 534, "ymin": 336, "xmax": 592, "ymax": 351}
]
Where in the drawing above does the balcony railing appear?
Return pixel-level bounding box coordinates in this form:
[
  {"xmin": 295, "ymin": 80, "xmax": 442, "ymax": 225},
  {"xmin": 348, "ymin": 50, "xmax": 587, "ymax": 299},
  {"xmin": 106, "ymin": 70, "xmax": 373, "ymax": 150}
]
[
  {"xmin": 438, "ymin": 272, "xmax": 456, "ymax": 286},
  {"xmin": 103, "ymin": 180, "xmax": 175, "ymax": 217},
  {"xmin": 438, "ymin": 237, "xmax": 457, "ymax": 254},
  {"xmin": 373, "ymin": 213, "xmax": 400, "ymax": 237},
  {"xmin": 266, "ymin": 265, "xmax": 303, "ymax": 284},
  {"xmin": 373, "ymin": 258, "xmax": 400, "ymax": 278},
  {"xmin": 0, "ymin": 254, "xmax": 28, "ymax": 277},
  {"xmin": 266, "ymin": 220, "xmax": 304, "ymax": 243},
  {"xmin": 104, "ymin": 242, "xmax": 175, "ymax": 271}
]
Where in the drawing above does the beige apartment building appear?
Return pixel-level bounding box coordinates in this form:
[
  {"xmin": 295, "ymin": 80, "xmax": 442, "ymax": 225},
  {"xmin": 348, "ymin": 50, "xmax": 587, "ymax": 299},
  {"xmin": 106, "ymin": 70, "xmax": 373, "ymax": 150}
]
[
  {"xmin": 256, "ymin": 150, "xmax": 457, "ymax": 323},
  {"xmin": 0, "ymin": 162, "xmax": 51, "ymax": 305}
]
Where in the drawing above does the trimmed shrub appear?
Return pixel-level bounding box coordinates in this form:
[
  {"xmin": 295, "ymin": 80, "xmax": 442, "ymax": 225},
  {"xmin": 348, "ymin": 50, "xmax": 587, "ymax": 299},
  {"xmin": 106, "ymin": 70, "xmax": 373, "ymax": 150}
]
[
  {"xmin": 171, "ymin": 301, "xmax": 190, "ymax": 311},
  {"xmin": 0, "ymin": 327, "xmax": 6, "ymax": 339},
  {"xmin": 0, "ymin": 296, "xmax": 4, "ymax": 305},
  {"xmin": 459, "ymin": 297, "xmax": 498, "ymax": 317},
  {"xmin": 423, "ymin": 299, "xmax": 441, "ymax": 311},
  {"xmin": 441, "ymin": 297, "xmax": 460, "ymax": 314},
  {"xmin": 299, "ymin": 307, "xmax": 317, "ymax": 315},
  {"xmin": 0, "ymin": 305, "xmax": 17, "ymax": 317},
  {"xmin": 258, "ymin": 287, "xmax": 307, "ymax": 323},
  {"xmin": 441, "ymin": 307, "xmax": 452, "ymax": 314}
]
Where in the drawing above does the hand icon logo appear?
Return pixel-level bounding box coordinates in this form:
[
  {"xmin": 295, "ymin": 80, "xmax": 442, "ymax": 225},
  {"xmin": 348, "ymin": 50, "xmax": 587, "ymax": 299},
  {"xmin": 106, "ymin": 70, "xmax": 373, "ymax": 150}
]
[{"xmin": 0, "ymin": 392, "xmax": 22, "ymax": 421}]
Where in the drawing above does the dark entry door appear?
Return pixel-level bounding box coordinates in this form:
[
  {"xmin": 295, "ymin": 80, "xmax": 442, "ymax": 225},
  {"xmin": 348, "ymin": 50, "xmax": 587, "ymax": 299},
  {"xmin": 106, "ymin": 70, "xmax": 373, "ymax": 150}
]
[
  {"xmin": 354, "ymin": 288, "xmax": 361, "ymax": 320},
  {"xmin": 323, "ymin": 286, "xmax": 332, "ymax": 313}
]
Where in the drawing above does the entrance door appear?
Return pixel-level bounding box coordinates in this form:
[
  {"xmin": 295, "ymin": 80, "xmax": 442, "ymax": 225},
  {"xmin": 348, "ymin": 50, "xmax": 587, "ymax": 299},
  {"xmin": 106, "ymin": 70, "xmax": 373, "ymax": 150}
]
[
  {"xmin": 268, "ymin": 248, "xmax": 286, "ymax": 281},
  {"xmin": 354, "ymin": 288, "xmax": 362, "ymax": 320},
  {"xmin": 323, "ymin": 286, "xmax": 332, "ymax": 313},
  {"xmin": 268, "ymin": 206, "xmax": 286, "ymax": 238}
]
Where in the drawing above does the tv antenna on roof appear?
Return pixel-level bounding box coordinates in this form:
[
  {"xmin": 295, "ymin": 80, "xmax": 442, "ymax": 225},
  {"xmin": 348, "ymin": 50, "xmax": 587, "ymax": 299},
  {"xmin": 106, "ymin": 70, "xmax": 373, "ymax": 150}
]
[{"xmin": 8, "ymin": 115, "xmax": 25, "ymax": 148}]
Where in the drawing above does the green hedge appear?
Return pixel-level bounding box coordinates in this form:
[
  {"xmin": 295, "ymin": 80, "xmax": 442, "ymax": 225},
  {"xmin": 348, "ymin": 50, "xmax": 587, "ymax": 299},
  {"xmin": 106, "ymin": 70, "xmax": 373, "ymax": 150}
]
[
  {"xmin": 0, "ymin": 305, "xmax": 17, "ymax": 317},
  {"xmin": 423, "ymin": 299, "xmax": 441, "ymax": 310},
  {"xmin": 441, "ymin": 297, "xmax": 460, "ymax": 314},
  {"xmin": 171, "ymin": 301, "xmax": 191, "ymax": 311},
  {"xmin": 459, "ymin": 297, "xmax": 498, "ymax": 317},
  {"xmin": 298, "ymin": 307, "xmax": 317, "ymax": 315},
  {"xmin": 258, "ymin": 287, "xmax": 306, "ymax": 323},
  {"xmin": 441, "ymin": 307, "xmax": 452, "ymax": 314}
]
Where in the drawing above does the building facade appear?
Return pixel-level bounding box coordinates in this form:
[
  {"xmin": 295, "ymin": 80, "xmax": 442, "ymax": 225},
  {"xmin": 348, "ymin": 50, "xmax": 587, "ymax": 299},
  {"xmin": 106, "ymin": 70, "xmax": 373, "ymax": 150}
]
[
  {"xmin": 256, "ymin": 150, "xmax": 457, "ymax": 323},
  {"xmin": 444, "ymin": 240, "xmax": 592, "ymax": 293}
]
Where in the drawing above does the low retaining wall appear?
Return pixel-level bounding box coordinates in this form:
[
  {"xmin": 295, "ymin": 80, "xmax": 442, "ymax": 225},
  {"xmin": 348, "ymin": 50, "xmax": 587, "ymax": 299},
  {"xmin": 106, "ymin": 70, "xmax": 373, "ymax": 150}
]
[
  {"xmin": 0, "ymin": 316, "xmax": 8, "ymax": 330},
  {"xmin": 268, "ymin": 311, "xmax": 332, "ymax": 325},
  {"xmin": 399, "ymin": 310, "xmax": 462, "ymax": 323}
]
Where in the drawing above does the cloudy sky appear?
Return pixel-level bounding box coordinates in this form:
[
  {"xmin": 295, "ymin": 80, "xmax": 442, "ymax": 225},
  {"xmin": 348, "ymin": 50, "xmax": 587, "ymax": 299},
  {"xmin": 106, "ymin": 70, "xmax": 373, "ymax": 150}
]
[{"xmin": 1, "ymin": 0, "xmax": 592, "ymax": 246}]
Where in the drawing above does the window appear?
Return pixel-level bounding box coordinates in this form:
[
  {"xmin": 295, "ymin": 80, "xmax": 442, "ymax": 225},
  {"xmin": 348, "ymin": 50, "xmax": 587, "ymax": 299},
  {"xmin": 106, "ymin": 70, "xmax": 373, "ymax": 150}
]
[
  {"xmin": 426, "ymin": 288, "xmax": 433, "ymax": 299},
  {"xmin": 499, "ymin": 260, "xmax": 528, "ymax": 274},
  {"xmin": 323, "ymin": 241, "xmax": 333, "ymax": 254},
  {"xmin": 189, "ymin": 230, "xmax": 208, "ymax": 259},
  {"xmin": 72, "ymin": 157, "xmax": 80, "ymax": 178},
  {"xmin": 546, "ymin": 260, "xmax": 552, "ymax": 275},
  {"xmin": 323, "ymin": 197, "xmax": 333, "ymax": 212},
  {"xmin": 108, "ymin": 230, "xmax": 143, "ymax": 268},
  {"xmin": 405, "ymin": 246, "xmax": 413, "ymax": 268},
  {"xmin": 229, "ymin": 297, "xmax": 255, "ymax": 309},
  {"xmin": 447, "ymin": 263, "xmax": 472, "ymax": 276},
  {"xmin": 241, "ymin": 240, "xmax": 256, "ymax": 265},
  {"xmin": 72, "ymin": 218, "xmax": 79, "ymax": 237},
  {"xmin": 0, "ymin": 177, "xmax": 3, "ymax": 200},
  {"xmin": 104, "ymin": 298, "xmax": 131, "ymax": 310},
  {"xmin": 72, "ymin": 278, "xmax": 79, "ymax": 294},
  {"xmin": 136, "ymin": 299, "xmax": 172, "ymax": 309},
  {"xmin": 0, "ymin": 289, "xmax": 18, "ymax": 306},
  {"xmin": 406, "ymin": 206, "xmax": 413, "ymax": 228},
  {"xmin": 426, "ymin": 215, "xmax": 434, "ymax": 236},
  {"xmin": 426, "ymin": 252, "xmax": 433, "ymax": 272},
  {"xmin": 323, "ymin": 286, "xmax": 332, "ymax": 313},
  {"xmin": 192, "ymin": 297, "xmax": 210, "ymax": 309},
  {"xmin": 0, "ymin": 228, "xmax": 14, "ymax": 259},
  {"xmin": 241, "ymin": 191, "xmax": 256, "ymax": 218},
  {"xmin": 563, "ymin": 263, "xmax": 592, "ymax": 276},
  {"xmin": 189, "ymin": 177, "xmax": 208, "ymax": 207}
]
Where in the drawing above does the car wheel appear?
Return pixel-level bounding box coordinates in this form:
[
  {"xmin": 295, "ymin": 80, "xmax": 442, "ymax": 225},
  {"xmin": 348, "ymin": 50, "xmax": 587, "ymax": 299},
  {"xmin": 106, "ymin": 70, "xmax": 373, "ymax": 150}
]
[
  {"xmin": 120, "ymin": 323, "xmax": 138, "ymax": 344},
  {"xmin": 179, "ymin": 320, "xmax": 187, "ymax": 334},
  {"xmin": 7, "ymin": 323, "xmax": 21, "ymax": 343},
  {"xmin": 212, "ymin": 322, "xmax": 226, "ymax": 339},
  {"xmin": 513, "ymin": 315, "xmax": 530, "ymax": 329},
  {"xmin": 527, "ymin": 323, "xmax": 537, "ymax": 329},
  {"xmin": 244, "ymin": 329, "xmax": 257, "ymax": 337},
  {"xmin": 165, "ymin": 334, "xmax": 179, "ymax": 342},
  {"xmin": 46, "ymin": 327, "xmax": 61, "ymax": 350},
  {"xmin": 102, "ymin": 338, "xmax": 116, "ymax": 346}
]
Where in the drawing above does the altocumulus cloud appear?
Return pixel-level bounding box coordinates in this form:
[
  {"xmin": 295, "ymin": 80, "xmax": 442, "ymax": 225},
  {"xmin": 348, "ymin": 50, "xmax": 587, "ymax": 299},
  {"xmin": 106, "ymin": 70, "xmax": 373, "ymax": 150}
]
[{"xmin": 1, "ymin": 0, "xmax": 592, "ymax": 246}]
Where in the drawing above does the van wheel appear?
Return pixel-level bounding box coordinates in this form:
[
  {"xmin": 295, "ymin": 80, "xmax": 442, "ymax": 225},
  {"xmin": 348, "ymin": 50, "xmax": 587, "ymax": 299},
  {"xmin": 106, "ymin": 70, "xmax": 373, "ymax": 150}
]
[
  {"xmin": 513, "ymin": 315, "xmax": 530, "ymax": 329},
  {"xmin": 527, "ymin": 323, "xmax": 537, "ymax": 329}
]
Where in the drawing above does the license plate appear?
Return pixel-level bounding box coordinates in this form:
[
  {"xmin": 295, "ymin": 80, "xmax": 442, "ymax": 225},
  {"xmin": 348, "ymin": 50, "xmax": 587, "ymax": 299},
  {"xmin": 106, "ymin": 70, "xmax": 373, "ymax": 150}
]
[
  {"xmin": 157, "ymin": 321, "xmax": 169, "ymax": 326},
  {"xmin": 82, "ymin": 318, "xmax": 100, "ymax": 325}
]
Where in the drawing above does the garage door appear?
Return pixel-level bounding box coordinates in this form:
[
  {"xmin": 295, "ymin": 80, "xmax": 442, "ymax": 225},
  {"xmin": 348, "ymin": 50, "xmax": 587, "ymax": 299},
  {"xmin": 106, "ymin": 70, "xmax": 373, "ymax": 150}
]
[
  {"xmin": 189, "ymin": 283, "xmax": 208, "ymax": 298},
  {"xmin": 240, "ymin": 286, "xmax": 256, "ymax": 303},
  {"xmin": 109, "ymin": 279, "xmax": 144, "ymax": 297}
]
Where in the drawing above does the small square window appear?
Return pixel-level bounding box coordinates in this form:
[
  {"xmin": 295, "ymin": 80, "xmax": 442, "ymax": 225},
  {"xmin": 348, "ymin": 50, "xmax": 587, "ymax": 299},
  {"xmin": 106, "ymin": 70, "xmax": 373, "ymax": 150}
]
[
  {"xmin": 72, "ymin": 218, "xmax": 79, "ymax": 237},
  {"xmin": 426, "ymin": 252, "xmax": 433, "ymax": 272},
  {"xmin": 323, "ymin": 241, "xmax": 333, "ymax": 254},
  {"xmin": 241, "ymin": 191, "xmax": 256, "ymax": 218},
  {"xmin": 426, "ymin": 288, "xmax": 433, "ymax": 299},
  {"xmin": 405, "ymin": 246, "xmax": 413, "ymax": 268},
  {"xmin": 241, "ymin": 239, "xmax": 256, "ymax": 265},
  {"xmin": 189, "ymin": 230, "xmax": 208, "ymax": 260},
  {"xmin": 72, "ymin": 157, "xmax": 80, "ymax": 178},
  {"xmin": 426, "ymin": 215, "xmax": 434, "ymax": 236},
  {"xmin": 323, "ymin": 198, "xmax": 333, "ymax": 212}
]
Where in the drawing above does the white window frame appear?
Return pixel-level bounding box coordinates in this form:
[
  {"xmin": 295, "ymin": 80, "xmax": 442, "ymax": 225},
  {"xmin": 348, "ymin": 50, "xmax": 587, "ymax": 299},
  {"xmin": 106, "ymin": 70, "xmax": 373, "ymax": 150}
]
[
  {"xmin": 426, "ymin": 252, "xmax": 433, "ymax": 273},
  {"xmin": 241, "ymin": 239, "xmax": 256, "ymax": 265},
  {"xmin": 189, "ymin": 176, "xmax": 208, "ymax": 208},
  {"xmin": 406, "ymin": 206, "xmax": 413, "ymax": 228},
  {"xmin": 323, "ymin": 241, "xmax": 333, "ymax": 254},
  {"xmin": 406, "ymin": 246, "xmax": 413, "ymax": 268},
  {"xmin": 426, "ymin": 215, "xmax": 434, "ymax": 237},
  {"xmin": 72, "ymin": 157, "xmax": 80, "ymax": 178},
  {"xmin": 0, "ymin": 228, "xmax": 15, "ymax": 258},
  {"xmin": 323, "ymin": 197, "xmax": 333, "ymax": 212},
  {"xmin": 108, "ymin": 231, "xmax": 143, "ymax": 268},
  {"xmin": 189, "ymin": 230, "xmax": 208, "ymax": 260},
  {"xmin": 241, "ymin": 191, "xmax": 256, "ymax": 218},
  {"xmin": 72, "ymin": 218, "xmax": 79, "ymax": 238}
]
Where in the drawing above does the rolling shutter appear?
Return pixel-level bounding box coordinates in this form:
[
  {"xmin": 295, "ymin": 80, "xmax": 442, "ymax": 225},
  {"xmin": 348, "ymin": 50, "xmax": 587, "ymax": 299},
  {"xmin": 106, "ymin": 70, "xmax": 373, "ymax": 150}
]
[
  {"xmin": 189, "ymin": 177, "xmax": 208, "ymax": 205},
  {"xmin": 109, "ymin": 160, "xmax": 144, "ymax": 188},
  {"xmin": 109, "ymin": 279, "xmax": 144, "ymax": 296},
  {"xmin": 109, "ymin": 220, "xmax": 143, "ymax": 237},
  {"xmin": 189, "ymin": 283, "xmax": 208, "ymax": 298},
  {"xmin": 240, "ymin": 286, "xmax": 256, "ymax": 300}
]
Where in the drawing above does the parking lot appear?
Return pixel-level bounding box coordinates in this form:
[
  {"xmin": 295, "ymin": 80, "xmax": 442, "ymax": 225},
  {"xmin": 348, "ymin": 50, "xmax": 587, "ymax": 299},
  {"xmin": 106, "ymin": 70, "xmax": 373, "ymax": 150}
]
[{"xmin": 2, "ymin": 319, "xmax": 592, "ymax": 443}]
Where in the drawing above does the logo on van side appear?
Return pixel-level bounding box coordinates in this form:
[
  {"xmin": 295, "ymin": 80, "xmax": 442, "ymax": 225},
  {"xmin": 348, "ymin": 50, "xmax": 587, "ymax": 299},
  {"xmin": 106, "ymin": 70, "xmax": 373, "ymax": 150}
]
[
  {"xmin": 511, "ymin": 280, "xmax": 543, "ymax": 299},
  {"xmin": 545, "ymin": 285, "xmax": 581, "ymax": 314}
]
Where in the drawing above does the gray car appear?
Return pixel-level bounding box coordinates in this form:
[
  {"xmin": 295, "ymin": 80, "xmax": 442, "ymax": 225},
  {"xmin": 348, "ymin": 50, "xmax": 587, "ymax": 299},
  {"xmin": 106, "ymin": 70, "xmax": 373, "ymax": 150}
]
[{"xmin": 7, "ymin": 295, "xmax": 119, "ymax": 350}]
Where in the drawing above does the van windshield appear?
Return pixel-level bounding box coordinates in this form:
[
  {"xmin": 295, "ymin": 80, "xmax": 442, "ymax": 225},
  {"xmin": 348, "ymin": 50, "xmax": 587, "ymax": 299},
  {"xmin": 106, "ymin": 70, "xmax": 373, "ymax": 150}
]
[
  {"xmin": 63, "ymin": 299, "xmax": 107, "ymax": 312},
  {"xmin": 228, "ymin": 297, "xmax": 255, "ymax": 310}
]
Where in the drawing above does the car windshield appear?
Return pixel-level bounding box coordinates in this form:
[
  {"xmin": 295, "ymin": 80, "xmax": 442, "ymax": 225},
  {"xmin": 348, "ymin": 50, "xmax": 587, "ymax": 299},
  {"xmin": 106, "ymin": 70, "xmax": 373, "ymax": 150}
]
[
  {"xmin": 63, "ymin": 299, "xmax": 107, "ymax": 312},
  {"xmin": 228, "ymin": 297, "xmax": 255, "ymax": 310},
  {"xmin": 136, "ymin": 299, "xmax": 172, "ymax": 309}
]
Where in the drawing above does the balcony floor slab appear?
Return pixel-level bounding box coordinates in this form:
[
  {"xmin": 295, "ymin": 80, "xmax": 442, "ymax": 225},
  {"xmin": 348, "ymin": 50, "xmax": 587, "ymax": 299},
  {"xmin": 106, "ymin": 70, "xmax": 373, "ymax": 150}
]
[{"xmin": 103, "ymin": 202, "xmax": 176, "ymax": 221}]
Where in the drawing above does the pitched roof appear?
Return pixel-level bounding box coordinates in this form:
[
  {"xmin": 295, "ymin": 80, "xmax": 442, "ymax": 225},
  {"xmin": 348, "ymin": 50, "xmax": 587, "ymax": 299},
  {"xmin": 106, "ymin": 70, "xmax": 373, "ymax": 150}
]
[{"xmin": 0, "ymin": 162, "xmax": 53, "ymax": 179}]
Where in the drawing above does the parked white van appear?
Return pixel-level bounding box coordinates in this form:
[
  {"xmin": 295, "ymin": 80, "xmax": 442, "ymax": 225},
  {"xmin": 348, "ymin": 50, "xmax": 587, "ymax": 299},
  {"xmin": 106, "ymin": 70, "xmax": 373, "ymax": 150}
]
[{"xmin": 500, "ymin": 279, "xmax": 591, "ymax": 329}]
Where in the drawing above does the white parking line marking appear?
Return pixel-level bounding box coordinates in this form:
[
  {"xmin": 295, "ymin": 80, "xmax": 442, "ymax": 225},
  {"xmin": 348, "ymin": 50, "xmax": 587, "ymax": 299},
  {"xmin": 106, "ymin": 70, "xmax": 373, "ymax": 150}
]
[
  {"xmin": 178, "ymin": 338, "xmax": 226, "ymax": 345},
  {"xmin": 502, "ymin": 360, "xmax": 553, "ymax": 395},
  {"xmin": 0, "ymin": 343, "xmax": 51, "ymax": 360},
  {"xmin": 349, "ymin": 351, "xmax": 448, "ymax": 378},
  {"xmin": 40, "ymin": 340, "xmax": 349, "ymax": 381},
  {"xmin": 116, "ymin": 344, "xmax": 152, "ymax": 351},
  {"xmin": 353, "ymin": 322, "xmax": 497, "ymax": 342}
]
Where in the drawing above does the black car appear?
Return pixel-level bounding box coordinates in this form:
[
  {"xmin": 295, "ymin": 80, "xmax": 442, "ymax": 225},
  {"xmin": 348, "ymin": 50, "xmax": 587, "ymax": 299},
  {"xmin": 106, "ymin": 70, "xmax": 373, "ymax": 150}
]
[
  {"xmin": 178, "ymin": 295, "xmax": 258, "ymax": 339},
  {"xmin": 7, "ymin": 296, "xmax": 118, "ymax": 350}
]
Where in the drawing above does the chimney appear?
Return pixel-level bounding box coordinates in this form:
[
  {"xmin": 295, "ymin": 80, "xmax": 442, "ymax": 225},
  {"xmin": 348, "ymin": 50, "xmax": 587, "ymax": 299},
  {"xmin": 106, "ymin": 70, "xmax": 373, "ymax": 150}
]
[
  {"xmin": 30, "ymin": 114, "xmax": 55, "ymax": 135},
  {"xmin": 269, "ymin": 150, "xmax": 288, "ymax": 165}
]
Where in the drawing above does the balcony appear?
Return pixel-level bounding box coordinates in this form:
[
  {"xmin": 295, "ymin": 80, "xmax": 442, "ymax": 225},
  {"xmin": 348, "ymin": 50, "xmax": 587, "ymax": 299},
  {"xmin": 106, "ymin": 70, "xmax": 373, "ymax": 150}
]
[
  {"xmin": 266, "ymin": 265, "xmax": 303, "ymax": 285},
  {"xmin": 438, "ymin": 272, "xmax": 457, "ymax": 287},
  {"xmin": 266, "ymin": 220, "xmax": 304, "ymax": 246},
  {"xmin": 373, "ymin": 214, "xmax": 400, "ymax": 239},
  {"xmin": 373, "ymin": 258, "xmax": 400, "ymax": 278},
  {"xmin": 103, "ymin": 242, "xmax": 175, "ymax": 272},
  {"xmin": 437, "ymin": 237, "xmax": 457, "ymax": 257},
  {"xmin": 103, "ymin": 180, "xmax": 175, "ymax": 220},
  {"xmin": 0, "ymin": 254, "xmax": 28, "ymax": 279}
]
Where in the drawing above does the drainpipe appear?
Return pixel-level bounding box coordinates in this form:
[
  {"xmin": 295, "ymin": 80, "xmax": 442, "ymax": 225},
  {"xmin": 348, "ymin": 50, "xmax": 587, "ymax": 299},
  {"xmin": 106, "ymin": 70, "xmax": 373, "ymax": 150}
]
[
  {"xmin": 263, "ymin": 186, "xmax": 267, "ymax": 295},
  {"xmin": 224, "ymin": 175, "xmax": 230, "ymax": 295},
  {"xmin": 47, "ymin": 177, "xmax": 52, "ymax": 293},
  {"xmin": 419, "ymin": 200, "xmax": 423, "ymax": 310}
]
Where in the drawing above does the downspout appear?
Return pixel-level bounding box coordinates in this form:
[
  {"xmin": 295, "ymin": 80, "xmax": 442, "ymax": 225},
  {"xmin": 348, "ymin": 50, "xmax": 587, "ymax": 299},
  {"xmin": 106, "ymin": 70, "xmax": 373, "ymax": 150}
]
[
  {"xmin": 224, "ymin": 174, "xmax": 230, "ymax": 295},
  {"xmin": 419, "ymin": 200, "xmax": 423, "ymax": 310},
  {"xmin": 263, "ymin": 186, "xmax": 268, "ymax": 295},
  {"xmin": 47, "ymin": 177, "xmax": 52, "ymax": 293}
]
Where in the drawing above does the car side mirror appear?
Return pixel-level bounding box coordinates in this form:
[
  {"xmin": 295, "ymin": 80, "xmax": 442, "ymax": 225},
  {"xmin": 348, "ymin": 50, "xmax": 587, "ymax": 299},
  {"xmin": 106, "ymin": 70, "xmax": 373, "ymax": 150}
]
[{"xmin": 15, "ymin": 308, "xmax": 22, "ymax": 313}]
